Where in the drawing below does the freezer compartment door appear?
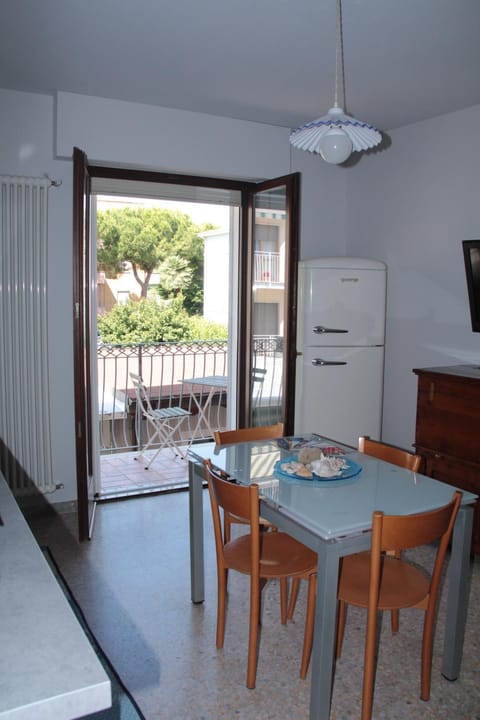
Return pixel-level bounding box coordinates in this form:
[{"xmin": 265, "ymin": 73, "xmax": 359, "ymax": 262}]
[
  {"xmin": 295, "ymin": 346, "xmax": 384, "ymax": 447},
  {"xmin": 298, "ymin": 265, "xmax": 386, "ymax": 346}
]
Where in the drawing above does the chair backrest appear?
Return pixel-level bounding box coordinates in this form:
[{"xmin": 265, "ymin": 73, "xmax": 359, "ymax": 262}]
[
  {"xmin": 214, "ymin": 422, "xmax": 284, "ymax": 446},
  {"xmin": 252, "ymin": 367, "xmax": 267, "ymax": 384},
  {"xmin": 129, "ymin": 372, "xmax": 155, "ymax": 418},
  {"xmin": 204, "ymin": 459, "xmax": 261, "ymax": 555},
  {"xmin": 251, "ymin": 367, "xmax": 267, "ymax": 412},
  {"xmin": 370, "ymin": 491, "xmax": 461, "ymax": 609},
  {"xmin": 358, "ymin": 436, "xmax": 422, "ymax": 473},
  {"xmin": 374, "ymin": 491, "xmax": 462, "ymax": 555}
]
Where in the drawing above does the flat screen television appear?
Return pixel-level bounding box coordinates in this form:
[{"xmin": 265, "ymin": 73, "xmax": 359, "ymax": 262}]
[{"xmin": 462, "ymin": 240, "xmax": 480, "ymax": 332}]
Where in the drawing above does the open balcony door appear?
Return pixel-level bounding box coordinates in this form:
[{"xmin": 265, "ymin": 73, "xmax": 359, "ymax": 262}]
[
  {"xmin": 238, "ymin": 173, "xmax": 300, "ymax": 434},
  {"xmin": 73, "ymin": 147, "xmax": 99, "ymax": 540},
  {"xmin": 72, "ymin": 158, "xmax": 299, "ymax": 533}
]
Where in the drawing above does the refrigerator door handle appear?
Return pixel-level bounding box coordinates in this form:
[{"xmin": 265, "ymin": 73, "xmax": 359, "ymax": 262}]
[
  {"xmin": 313, "ymin": 326, "xmax": 348, "ymax": 334},
  {"xmin": 311, "ymin": 358, "xmax": 348, "ymax": 366}
]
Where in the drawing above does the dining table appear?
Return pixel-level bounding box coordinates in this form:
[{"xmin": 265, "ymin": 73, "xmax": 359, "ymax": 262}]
[{"xmin": 187, "ymin": 433, "xmax": 477, "ymax": 720}]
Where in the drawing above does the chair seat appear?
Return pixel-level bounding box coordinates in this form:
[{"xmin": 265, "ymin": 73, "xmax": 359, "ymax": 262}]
[
  {"xmin": 338, "ymin": 552, "xmax": 431, "ymax": 610},
  {"xmin": 151, "ymin": 407, "xmax": 191, "ymax": 420},
  {"xmin": 224, "ymin": 531, "xmax": 317, "ymax": 579}
]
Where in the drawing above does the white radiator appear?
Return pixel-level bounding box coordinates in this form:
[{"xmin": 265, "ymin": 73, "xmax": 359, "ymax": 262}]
[{"xmin": 0, "ymin": 176, "xmax": 55, "ymax": 494}]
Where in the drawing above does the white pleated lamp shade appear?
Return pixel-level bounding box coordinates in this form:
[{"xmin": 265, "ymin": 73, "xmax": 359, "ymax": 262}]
[{"xmin": 290, "ymin": 106, "xmax": 382, "ymax": 164}]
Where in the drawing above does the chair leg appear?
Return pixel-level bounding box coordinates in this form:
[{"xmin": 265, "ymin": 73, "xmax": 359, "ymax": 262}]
[
  {"xmin": 280, "ymin": 577, "xmax": 288, "ymax": 625},
  {"xmin": 246, "ymin": 575, "xmax": 261, "ymax": 689},
  {"xmin": 361, "ymin": 607, "xmax": 379, "ymax": 720},
  {"xmin": 144, "ymin": 418, "xmax": 187, "ymax": 468},
  {"xmin": 287, "ymin": 577, "xmax": 301, "ymax": 620},
  {"xmin": 143, "ymin": 430, "xmax": 174, "ymax": 468},
  {"xmin": 336, "ymin": 599, "xmax": 347, "ymax": 659},
  {"xmin": 420, "ymin": 608, "xmax": 435, "ymax": 701},
  {"xmin": 390, "ymin": 609, "xmax": 399, "ymax": 633},
  {"xmin": 300, "ymin": 574, "xmax": 317, "ymax": 679},
  {"xmin": 136, "ymin": 425, "xmax": 162, "ymax": 462},
  {"xmin": 216, "ymin": 569, "xmax": 227, "ymax": 649}
]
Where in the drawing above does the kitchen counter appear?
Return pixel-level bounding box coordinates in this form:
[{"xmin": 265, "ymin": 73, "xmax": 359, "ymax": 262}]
[{"xmin": 0, "ymin": 473, "xmax": 111, "ymax": 719}]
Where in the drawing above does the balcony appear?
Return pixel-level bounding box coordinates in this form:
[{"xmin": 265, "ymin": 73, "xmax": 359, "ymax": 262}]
[
  {"xmin": 253, "ymin": 251, "xmax": 282, "ymax": 285},
  {"xmin": 97, "ymin": 338, "xmax": 283, "ymax": 456}
]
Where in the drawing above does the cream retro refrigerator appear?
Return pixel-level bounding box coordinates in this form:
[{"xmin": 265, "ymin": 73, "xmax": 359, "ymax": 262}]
[{"xmin": 294, "ymin": 257, "xmax": 387, "ymax": 447}]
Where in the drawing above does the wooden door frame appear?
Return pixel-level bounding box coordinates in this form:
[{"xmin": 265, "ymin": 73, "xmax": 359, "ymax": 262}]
[
  {"xmin": 237, "ymin": 173, "xmax": 300, "ymax": 433},
  {"xmin": 73, "ymin": 159, "xmax": 300, "ymax": 538},
  {"xmin": 73, "ymin": 147, "xmax": 96, "ymax": 540}
]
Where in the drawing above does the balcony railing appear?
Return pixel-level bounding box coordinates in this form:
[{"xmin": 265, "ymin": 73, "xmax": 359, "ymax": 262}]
[
  {"xmin": 97, "ymin": 337, "xmax": 283, "ymax": 453},
  {"xmin": 253, "ymin": 251, "xmax": 281, "ymax": 284}
]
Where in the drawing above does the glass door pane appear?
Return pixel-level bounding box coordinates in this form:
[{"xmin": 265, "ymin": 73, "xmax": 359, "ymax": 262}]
[
  {"xmin": 241, "ymin": 174, "xmax": 299, "ymax": 432},
  {"xmin": 251, "ymin": 186, "xmax": 286, "ymax": 426}
]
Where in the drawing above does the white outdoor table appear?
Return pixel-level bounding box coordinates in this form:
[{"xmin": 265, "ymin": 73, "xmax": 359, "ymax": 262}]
[{"xmin": 181, "ymin": 375, "xmax": 228, "ymax": 438}]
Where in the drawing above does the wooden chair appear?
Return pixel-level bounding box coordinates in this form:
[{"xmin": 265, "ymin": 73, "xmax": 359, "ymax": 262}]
[
  {"xmin": 213, "ymin": 423, "xmax": 301, "ymax": 626},
  {"xmin": 336, "ymin": 491, "xmax": 462, "ymax": 720},
  {"xmin": 213, "ymin": 422, "xmax": 284, "ymax": 447},
  {"xmin": 287, "ymin": 435, "xmax": 428, "ymax": 656},
  {"xmin": 358, "ymin": 435, "xmax": 422, "ymax": 473},
  {"xmin": 358, "ymin": 436, "xmax": 424, "ymax": 634},
  {"xmin": 204, "ymin": 458, "xmax": 317, "ymax": 688},
  {"xmin": 214, "ymin": 423, "xmax": 284, "ymax": 542},
  {"xmin": 287, "ymin": 435, "xmax": 425, "ymax": 637}
]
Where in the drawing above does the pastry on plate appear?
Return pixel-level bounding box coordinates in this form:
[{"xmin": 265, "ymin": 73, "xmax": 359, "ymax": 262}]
[{"xmin": 298, "ymin": 446, "xmax": 322, "ymax": 464}]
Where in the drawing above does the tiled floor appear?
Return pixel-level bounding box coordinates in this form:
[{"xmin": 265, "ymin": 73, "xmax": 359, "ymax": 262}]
[
  {"xmin": 99, "ymin": 447, "xmax": 193, "ymax": 499},
  {"xmin": 27, "ymin": 491, "xmax": 480, "ymax": 720}
]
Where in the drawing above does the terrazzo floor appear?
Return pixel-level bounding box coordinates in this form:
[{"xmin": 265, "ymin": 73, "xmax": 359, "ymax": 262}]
[{"xmin": 26, "ymin": 491, "xmax": 480, "ymax": 720}]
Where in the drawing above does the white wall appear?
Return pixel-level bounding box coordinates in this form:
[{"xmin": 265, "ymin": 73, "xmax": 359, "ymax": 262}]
[
  {"xmin": 0, "ymin": 88, "xmax": 344, "ymax": 505},
  {"xmin": 5, "ymin": 84, "xmax": 476, "ymax": 506},
  {"xmin": 291, "ymin": 146, "xmax": 348, "ymax": 259},
  {"xmin": 203, "ymin": 230, "xmax": 230, "ymax": 326},
  {"xmin": 56, "ymin": 92, "xmax": 348, "ymax": 260},
  {"xmin": 345, "ymin": 104, "xmax": 480, "ymax": 450},
  {"xmin": 0, "ymin": 89, "xmax": 76, "ymax": 505}
]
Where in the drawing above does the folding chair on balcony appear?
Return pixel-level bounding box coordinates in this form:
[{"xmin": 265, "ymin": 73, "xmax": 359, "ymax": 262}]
[
  {"xmin": 251, "ymin": 366, "xmax": 282, "ymax": 426},
  {"xmin": 129, "ymin": 372, "xmax": 193, "ymax": 469}
]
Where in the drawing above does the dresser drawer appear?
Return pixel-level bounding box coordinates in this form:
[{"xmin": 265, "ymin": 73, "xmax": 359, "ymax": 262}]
[
  {"xmin": 416, "ymin": 446, "xmax": 480, "ymax": 554},
  {"xmin": 415, "ymin": 374, "xmax": 480, "ymax": 463}
]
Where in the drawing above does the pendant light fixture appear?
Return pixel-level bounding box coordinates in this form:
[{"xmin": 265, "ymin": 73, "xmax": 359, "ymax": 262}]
[{"xmin": 290, "ymin": 0, "xmax": 382, "ymax": 164}]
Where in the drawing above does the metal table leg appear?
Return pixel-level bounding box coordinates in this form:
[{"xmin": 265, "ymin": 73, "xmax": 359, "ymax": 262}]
[
  {"xmin": 188, "ymin": 458, "xmax": 205, "ymax": 603},
  {"xmin": 308, "ymin": 544, "xmax": 340, "ymax": 720},
  {"xmin": 442, "ymin": 503, "xmax": 474, "ymax": 679}
]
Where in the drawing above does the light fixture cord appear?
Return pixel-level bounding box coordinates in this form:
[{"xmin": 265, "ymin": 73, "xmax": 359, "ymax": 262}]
[{"xmin": 334, "ymin": 0, "xmax": 346, "ymax": 109}]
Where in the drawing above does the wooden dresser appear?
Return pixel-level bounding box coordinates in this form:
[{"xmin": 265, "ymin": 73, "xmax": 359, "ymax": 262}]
[{"xmin": 413, "ymin": 365, "xmax": 480, "ymax": 555}]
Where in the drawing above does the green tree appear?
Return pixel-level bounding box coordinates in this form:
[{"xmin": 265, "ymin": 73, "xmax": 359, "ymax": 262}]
[
  {"xmin": 97, "ymin": 298, "xmax": 228, "ymax": 344},
  {"xmin": 97, "ymin": 206, "xmax": 211, "ymax": 311},
  {"xmin": 156, "ymin": 255, "xmax": 193, "ymax": 298}
]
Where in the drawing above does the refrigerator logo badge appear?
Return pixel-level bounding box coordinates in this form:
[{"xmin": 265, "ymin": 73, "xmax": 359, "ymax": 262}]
[{"xmin": 340, "ymin": 277, "xmax": 359, "ymax": 282}]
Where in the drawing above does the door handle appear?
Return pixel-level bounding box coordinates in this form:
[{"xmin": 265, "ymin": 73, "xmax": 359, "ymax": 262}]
[
  {"xmin": 313, "ymin": 326, "xmax": 348, "ymax": 334},
  {"xmin": 311, "ymin": 359, "xmax": 348, "ymax": 366}
]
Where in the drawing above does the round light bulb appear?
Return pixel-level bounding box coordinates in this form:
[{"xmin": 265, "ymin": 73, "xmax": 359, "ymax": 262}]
[{"xmin": 318, "ymin": 127, "xmax": 353, "ymax": 164}]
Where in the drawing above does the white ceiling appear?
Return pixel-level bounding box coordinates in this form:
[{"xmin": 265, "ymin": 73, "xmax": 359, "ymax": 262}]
[{"xmin": 1, "ymin": 0, "xmax": 479, "ymax": 133}]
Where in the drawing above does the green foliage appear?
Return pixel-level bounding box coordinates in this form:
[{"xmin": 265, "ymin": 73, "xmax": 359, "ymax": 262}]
[
  {"xmin": 189, "ymin": 315, "xmax": 228, "ymax": 341},
  {"xmin": 97, "ymin": 298, "xmax": 227, "ymax": 344},
  {"xmin": 96, "ymin": 206, "xmax": 207, "ymax": 310},
  {"xmin": 155, "ymin": 255, "xmax": 193, "ymax": 297}
]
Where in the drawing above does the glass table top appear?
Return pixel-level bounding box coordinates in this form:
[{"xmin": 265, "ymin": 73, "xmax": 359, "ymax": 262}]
[{"xmin": 189, "ymin": 435, "xmax": 477, "ymax": 541}]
